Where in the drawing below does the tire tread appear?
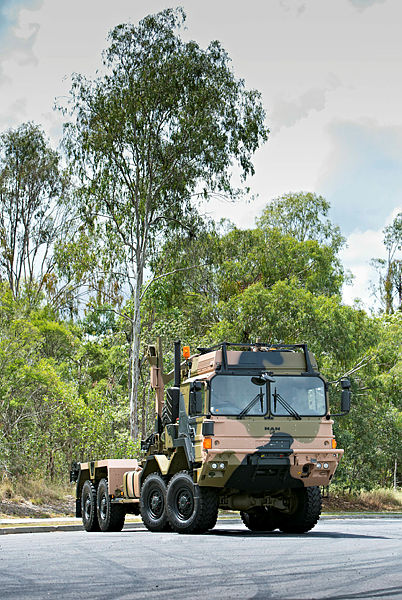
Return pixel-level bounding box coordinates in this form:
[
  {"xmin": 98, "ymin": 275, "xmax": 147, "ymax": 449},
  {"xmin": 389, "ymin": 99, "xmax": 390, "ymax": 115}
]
[
  {"xmin": 140, "ymin": 473, "xmax": 170, "ymax": 532},
  {"xmin": 279, "ymin": 486, "xmax": 322, "ymax": 534},
  {"xmin": 166, "ymin": 471, "xmax": 218, "ymax": 534},
  {"xmin": 81, "ymin": 480, "xmax": 100, "ymax": 532},
  {"xmin": 97, "ymin": 478, "xmax": 125, "ymax": 532}
]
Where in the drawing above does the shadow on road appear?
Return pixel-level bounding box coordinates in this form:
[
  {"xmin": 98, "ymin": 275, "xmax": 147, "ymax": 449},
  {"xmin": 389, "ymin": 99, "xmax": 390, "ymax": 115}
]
[
  {"xmin": 205, "ymin": 528, "xmax": 389, "ymax": 540},
  {"xmin": 120, "ymin": 526, "xmax": 390, "ymax": 540}
]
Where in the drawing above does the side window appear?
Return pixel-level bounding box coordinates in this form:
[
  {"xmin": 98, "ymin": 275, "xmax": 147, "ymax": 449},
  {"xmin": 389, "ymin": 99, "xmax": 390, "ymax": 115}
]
[{"xmin": 189, "ymin": 381, "xmax": 204, "ymax": 415}]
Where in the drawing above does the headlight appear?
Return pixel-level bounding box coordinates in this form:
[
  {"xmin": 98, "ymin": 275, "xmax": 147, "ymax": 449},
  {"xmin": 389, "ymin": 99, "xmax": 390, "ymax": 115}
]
[
  {"xmin": 219, "ymin": 463, "xmax": 225, "ymax": 470},
  {"xmin": 323, "ymin": 463, "xmax": 329, "ymax": 469},
  {"xmin": 211, "ymin": 463, "xmax": 218, "ymax": 469},
  {"xmin": 316, "ymin": 463, "xmax": 322, "ymax": 469}
]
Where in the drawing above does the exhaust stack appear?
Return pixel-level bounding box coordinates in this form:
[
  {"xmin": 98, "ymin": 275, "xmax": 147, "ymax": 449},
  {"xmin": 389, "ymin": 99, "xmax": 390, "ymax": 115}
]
[{"xmin": 174, "ymin": 340, "xmax": 181, "ymax": 387}]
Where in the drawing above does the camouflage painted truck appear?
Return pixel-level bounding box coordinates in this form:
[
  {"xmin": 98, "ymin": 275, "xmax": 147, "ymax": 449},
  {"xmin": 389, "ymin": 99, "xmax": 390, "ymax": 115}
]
[{"xmin": 70, "ymin": 339, "xmax": 351, "ymax": 534}]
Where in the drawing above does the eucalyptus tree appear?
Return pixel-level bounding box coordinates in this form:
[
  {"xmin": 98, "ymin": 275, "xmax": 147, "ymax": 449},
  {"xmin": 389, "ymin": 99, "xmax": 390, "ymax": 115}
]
[
  {"xmin": 61, "ymin": 8, "xmax": 268, "ymax": 438},
  {"xmin": 147, "ymin": 193, "xmax": 346, "ymax": 327},
  {"xmin": 372, "ymin": 212, "xmax": 402, "ymax": 314},
  {"xmin": 0, "ymin": 122, "xmax": 68, "ymax": 303},
  {"xmin": 257, "ymin": 192, "xmax": 345, "ymax": 248}
]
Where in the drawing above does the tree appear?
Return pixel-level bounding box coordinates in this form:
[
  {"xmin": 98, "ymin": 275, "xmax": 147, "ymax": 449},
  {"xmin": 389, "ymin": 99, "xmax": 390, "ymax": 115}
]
[
  {"xmin": 372, "ymin": 212, "xmax": 402, "ymax": 314},
  {"xmin": 147, "ymin": 193, "xmax": 346, "ymax": 323},
  {"xmin": 257, "ymin": 192, "xmax": 344, "ymax": 248},
  {"xmin": 0, "ymin": 122, "xmax": 68, "ymax": 303},
  {"xmin": 61, "ymin": 8, "xmax": 268, "ymax": 438}
]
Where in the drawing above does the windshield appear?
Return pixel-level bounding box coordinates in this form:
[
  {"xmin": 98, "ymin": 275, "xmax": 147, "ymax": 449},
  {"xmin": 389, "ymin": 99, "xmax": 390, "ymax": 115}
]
[
  {"xmin": 271, "ymin": 376, "xmax": 326, "ymax": 417},
  {"xmin": 209, "ymin": 374, "xmax": 326, "ymax": 417},
  {"xmin": 210, "ymin": 375, "xmax": 267, "ymax": 416}
]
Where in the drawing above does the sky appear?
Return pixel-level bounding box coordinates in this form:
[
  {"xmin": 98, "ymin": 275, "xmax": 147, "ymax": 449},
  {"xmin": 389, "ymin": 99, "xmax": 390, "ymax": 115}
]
[{"xmin": 1, "ymin": 0, "xmax": 401, "ymax": 310}]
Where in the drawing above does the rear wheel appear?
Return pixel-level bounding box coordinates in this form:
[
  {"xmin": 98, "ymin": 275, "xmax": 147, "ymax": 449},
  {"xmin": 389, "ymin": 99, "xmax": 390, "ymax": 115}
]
[
  {"xmin": 240, "ymin": 507, "xmax": 279, "ymax": 532},
  {"xmin": 96, "ymin": 478, "xmax": 125, "ymax": 532},
  {"xmin": 278, "ymin": 486, "xmax": 322, "ymax": 533},
  {"xmin": 140, "ymin": 473, "xmax": 170, "ymax": 532},
  {"xmin": 166, "ymin": 471, "xmax": 218, "ymax": 534},
  {"xmin": 81, "ymin": 480, "xmax": 100, "ymax": 532}
]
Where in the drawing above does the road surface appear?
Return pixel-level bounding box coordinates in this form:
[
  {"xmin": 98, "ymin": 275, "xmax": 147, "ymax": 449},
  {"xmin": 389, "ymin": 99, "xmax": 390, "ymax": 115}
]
[{"xmin": 1, "ymin": 518, "xmax": 401, "ymax": 599}]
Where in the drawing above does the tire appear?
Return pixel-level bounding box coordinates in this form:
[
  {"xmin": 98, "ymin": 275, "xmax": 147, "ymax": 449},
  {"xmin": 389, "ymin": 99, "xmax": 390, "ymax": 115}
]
[
  {"xmin": 166, "ymin": 471, "xmax": 218, "ymax": 534},
  {"xmin": 96, "ymin": 478, "xmax": 125, "ymax": 532},
  {"xmin": 140, "ymin": 473, "xmax": 170, "ymax": 532},
  {"xmin": 278, "ymin": 486, "xmax": 322, "ymax": 534},
  {"xmin": 81, "ymin": 480, "xmax": 100, "ymax": 532},
  {"xmin": 240, "ymin": 507, "xmax": 279, "ymax": 532}
]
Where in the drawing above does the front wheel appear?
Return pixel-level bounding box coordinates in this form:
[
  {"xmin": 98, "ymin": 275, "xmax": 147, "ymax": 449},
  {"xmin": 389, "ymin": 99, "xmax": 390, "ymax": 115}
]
[
  {"xmin": 240, "ymin": 507, "xmax": 279, "ymax": 532},
  {"xmin": 96, "ymin": 478, "xmax": 125, "ymax": 532},
  {"xmin": 81, "ymin": 480, "xmax": 100, "ymax": 532},
  {"xmin": 278, "ymin": 486, "xmax": 322, "ymax": 534},
  {"xmin": 166, "ymin": 471, "xmax": 218, "ymax": 534}
]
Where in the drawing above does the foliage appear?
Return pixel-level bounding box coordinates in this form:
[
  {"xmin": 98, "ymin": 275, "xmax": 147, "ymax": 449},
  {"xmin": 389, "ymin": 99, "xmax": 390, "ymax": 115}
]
[
  {"xmin": 60, "ymin": 8, "xmax": 268, "ymax": 439},
  {"xmin": 0, "ymin": 287, "xmax": 138, "ymax": 481},
  {"xmin": 0, "ymin": 15, "xmax": 400, "ymax": 493},
  {"xmin": 144, "ymin": 194, "xmax": 400, "ymax": 491},
  {"xmin": 0, "ymin": 122, "xmax": 69, "ymax": 304},
  {"xmin": 257, "ymin": 192, "xmax": 344, "ymax": 247},
  {"xmin": 371, "ymin": 212, "xmax": 402, "ymax": 314}
]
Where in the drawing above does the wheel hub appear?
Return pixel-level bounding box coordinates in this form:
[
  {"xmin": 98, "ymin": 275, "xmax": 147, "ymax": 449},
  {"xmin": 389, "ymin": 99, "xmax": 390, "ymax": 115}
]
[
  {"xmin": 150, "ymin": 491, "xmax": 163, "ymax": 517},
  {"xmin": 177, "ymin": 489, "xmax": 193, "ymax": 519}
]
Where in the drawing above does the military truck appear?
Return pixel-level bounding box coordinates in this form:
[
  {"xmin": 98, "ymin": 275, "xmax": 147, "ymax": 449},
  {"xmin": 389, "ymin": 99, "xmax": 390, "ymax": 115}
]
[{"xmin": 70, "ymin": 339, "xmax": 351, "ymax": 534}]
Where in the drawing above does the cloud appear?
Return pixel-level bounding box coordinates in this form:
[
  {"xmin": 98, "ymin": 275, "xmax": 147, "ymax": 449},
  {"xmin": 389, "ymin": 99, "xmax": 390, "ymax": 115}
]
[
  {"xmin": 271, "ymin": 87, "xmax": 330, "ymax": 132},
  {"xmin": 0, "ymin": 97, "xmax": 27, "ymax": 129},
  {"xmin": 319, "ymin": 120, "xmax": 402, "ymax": 235},
  {"xmin": 348, "ymin": 0, "xmax": 386, "ymax": 11},
  {"xmin": 279, "ymin": 0, "xmax": 306, "ymax": 16},
  {"xmin": 0, "ymin": 0, "xmax": 42, "ymax": 72}
]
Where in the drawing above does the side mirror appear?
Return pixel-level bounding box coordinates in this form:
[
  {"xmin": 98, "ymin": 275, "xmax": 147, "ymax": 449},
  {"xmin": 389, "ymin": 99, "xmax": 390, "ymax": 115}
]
[
  {"xmin": 340, "ymin": 379, "xmax": 351, "ymax": 414},
  {"xmin": 189, "ymin": 381, "xmax": 203, "ymax": 415},
  {"xmin": 251, "ymin": 372, "xmax": 275, "ymax": 386}
]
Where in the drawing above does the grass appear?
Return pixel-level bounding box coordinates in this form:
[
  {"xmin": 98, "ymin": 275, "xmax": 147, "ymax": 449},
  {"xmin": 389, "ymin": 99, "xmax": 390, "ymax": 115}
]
[
  {"xmin": 0, "ymin": 478, "xmax": 74, "ymax": 518},
  {"xmin": 360, "ymin": 488, "xmax": 402, "ymax": 511},
  {"xmin": 323, "ymin": 488, "xmax": 402, "ymax": 513},
  {"xmin": 0, "ymin": 478, "xmax": 70, "ymax": 505}
]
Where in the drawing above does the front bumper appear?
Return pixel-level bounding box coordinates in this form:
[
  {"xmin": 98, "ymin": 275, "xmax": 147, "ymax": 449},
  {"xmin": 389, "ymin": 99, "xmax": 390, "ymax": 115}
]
[{"xmin": 199, "ymin": 448, "xmax": 344, "ymax": 491}]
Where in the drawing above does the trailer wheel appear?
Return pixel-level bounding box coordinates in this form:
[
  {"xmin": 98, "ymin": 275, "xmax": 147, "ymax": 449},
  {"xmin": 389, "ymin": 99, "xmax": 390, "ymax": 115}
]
[
  {"xmin": 278, "ymin": 486, "xmax": 322, "ymax": 534},
  {"xmin": 96, "ymin": 478, "xmax": 125, "ymax": 532},
  {"xmin": 166, "ymin": 471, "xmax": 218, "ymax": 534},
  {"xmin": 140, "ymin": 473, "xmax": 170, "ymax": 532},
  {"xmin": 81, "ymin": 480, "xmax": 100, "ymax": 532},
  {"xmin": 240, "ymin": 507, "xmax": 279, "ymax": 532}
]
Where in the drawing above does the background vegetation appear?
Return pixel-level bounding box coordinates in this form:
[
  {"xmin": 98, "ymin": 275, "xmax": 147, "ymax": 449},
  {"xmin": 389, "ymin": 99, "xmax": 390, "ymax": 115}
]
[{"xmin": 0, "ymin": 9, "xmax": 401, "ymax": 493}]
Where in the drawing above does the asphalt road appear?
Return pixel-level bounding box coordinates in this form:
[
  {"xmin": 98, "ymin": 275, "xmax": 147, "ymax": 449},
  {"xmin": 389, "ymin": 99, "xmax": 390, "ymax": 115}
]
[{"xmin": 1, "ymin": 518, "xmax": 402, "ymax": 600}]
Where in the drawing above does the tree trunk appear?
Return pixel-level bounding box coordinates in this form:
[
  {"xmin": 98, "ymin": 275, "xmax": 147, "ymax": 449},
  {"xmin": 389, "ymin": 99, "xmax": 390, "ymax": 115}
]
[
  {"xmin": 385, "ymin": 263, "xmax": 394, "ymax": 314},
  {"xmin": 141, "ymin": 387, "xmax": 147, "ymax": 440},
  {"xmin": 129, "ymin": 264, "xmax": 143, "ymax": 440},
  {"xmin": 394, "ymin": 458, "xmax": 398, "ymax": 491}
]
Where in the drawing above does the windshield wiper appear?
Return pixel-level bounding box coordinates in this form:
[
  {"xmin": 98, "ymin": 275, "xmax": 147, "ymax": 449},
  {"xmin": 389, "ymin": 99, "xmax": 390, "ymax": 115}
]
[
  {"xmin": 273, "ymin": 391, "xmax": 301, "ymax": 420},
  {"xmin": 238, "ymin": 390, "xmax": 264, "ymax": 418}
]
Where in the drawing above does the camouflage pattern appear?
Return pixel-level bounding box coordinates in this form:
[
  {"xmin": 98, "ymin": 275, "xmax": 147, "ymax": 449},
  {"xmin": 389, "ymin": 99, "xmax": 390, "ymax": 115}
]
[
  {"xmin": 140, "ymin": 341, "xmax": 343, "ymax": 512},
  {"xmin": 71, "ymin": 339, "xmax": 346, "ymax": 530}
]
